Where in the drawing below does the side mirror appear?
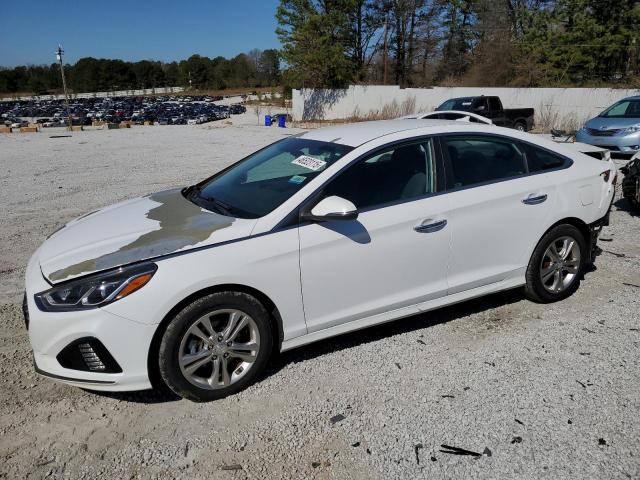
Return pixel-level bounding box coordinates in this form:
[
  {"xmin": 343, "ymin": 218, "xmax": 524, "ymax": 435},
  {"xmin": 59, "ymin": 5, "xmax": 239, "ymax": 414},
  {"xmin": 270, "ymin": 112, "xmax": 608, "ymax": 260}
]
[{"xmin": 301, "ymin": 196, "xmax": 358, "ymax": 222}]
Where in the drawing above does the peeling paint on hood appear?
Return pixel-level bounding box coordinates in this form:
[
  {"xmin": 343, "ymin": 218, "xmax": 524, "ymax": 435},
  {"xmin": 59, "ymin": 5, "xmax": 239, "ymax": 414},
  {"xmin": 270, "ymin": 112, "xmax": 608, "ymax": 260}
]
[{"xmin": 39, "ymin": 188, "xmax": 257, "ymax": 283}]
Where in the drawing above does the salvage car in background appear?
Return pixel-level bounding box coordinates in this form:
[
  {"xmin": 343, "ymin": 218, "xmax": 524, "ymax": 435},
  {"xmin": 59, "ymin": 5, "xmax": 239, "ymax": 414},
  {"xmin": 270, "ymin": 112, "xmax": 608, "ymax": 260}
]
[
  {"xmin": 576, "ymin": 96, "xmax": 640, "ymax": 156},
  {"xmin": 10, "ymin": 119, "xmax": 28, "ymax": 128},
  {"xmin": 620, "ymin": 153, "xmax": 640, "ymax": 210},
  {"xmin": 0, "ymin": 95, "xmax": 246, "ymax": 128},
  {"xmin": 436, "ymin": 96, "xmax": 534, "ymax": 131},
  {"xmin": 549, "ymin": 129, "xmax": 612, "ymax": 162},
  {"xmin": 24, "ymin": 120, "xmax": 615, "ymax": 401}
]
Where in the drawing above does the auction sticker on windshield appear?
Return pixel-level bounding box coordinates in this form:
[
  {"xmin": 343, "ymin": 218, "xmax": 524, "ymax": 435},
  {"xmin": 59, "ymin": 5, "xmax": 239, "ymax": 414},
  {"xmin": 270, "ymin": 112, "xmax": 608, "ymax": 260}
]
[{"xmin": 292, "ymin": 155, "xmax": 327, "ymax": 171}]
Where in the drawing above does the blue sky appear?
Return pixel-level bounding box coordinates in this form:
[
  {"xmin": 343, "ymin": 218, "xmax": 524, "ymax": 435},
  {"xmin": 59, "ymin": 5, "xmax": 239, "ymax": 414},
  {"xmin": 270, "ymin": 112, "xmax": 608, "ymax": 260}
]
[{"xmin": 1, "ymin": 0, "xmax": 282, "ymax": 67}]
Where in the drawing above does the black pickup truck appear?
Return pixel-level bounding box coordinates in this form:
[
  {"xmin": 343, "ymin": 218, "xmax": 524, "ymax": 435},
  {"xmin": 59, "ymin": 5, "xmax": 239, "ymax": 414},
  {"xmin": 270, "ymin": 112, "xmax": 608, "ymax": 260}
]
[{"xmin": 436, "ymin": 96, "xmax": 535, "ymax": 132}]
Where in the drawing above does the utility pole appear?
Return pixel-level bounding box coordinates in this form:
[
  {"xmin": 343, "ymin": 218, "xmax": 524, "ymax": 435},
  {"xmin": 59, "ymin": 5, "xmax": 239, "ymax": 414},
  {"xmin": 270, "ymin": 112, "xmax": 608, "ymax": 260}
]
[
  {"xmin": 383, "ymin": 15, "xmax": 389, "ymax": 85},
  {"xmin": 56, "ymin": 45, "xmax": 73, "ymax": 131}
]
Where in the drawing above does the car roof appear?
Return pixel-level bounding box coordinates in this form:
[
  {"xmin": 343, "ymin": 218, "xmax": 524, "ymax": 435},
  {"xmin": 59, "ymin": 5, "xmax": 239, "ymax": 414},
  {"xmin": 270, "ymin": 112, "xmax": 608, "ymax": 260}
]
[{"xmin": 299, "ymin": 119, "xmax": 473, "ymax": 147}]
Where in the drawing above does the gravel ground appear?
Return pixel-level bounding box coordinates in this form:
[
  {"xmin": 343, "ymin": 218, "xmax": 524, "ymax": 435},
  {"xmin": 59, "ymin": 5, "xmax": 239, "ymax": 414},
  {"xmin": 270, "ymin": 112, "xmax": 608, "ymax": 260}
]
[{"xmin": 0, "ymin": 118, "xmax": 638, "ymax": 479}]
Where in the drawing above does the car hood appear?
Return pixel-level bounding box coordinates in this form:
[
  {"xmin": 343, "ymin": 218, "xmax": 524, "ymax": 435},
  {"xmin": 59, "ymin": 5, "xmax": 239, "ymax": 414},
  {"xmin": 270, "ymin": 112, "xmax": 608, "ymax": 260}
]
[
  {"xmin": 585, "ymin": 116, "xmax": 640, "ymax": 130},
  {"xmin": 38, "ymin": 188, "xmax": 256, "ymax": 284}
]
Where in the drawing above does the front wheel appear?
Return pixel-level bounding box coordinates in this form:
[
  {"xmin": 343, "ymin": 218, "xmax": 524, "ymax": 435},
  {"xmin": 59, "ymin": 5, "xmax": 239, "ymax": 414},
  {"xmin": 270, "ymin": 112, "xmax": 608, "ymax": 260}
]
[
  {"xmin": 524, "ymin": 224, "xmax": 586, "ymax": 303},
  {"xmin": 158, "ymin": 292, "xmax": 273, "ymax": 402}
]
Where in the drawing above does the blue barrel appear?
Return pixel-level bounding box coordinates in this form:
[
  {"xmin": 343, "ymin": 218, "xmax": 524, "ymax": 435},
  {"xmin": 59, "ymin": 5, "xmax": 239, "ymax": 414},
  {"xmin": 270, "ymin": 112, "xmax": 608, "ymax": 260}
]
[
  {"xmin": 278, "ymin": 115, "xmax": 286, "ymax": 128},
  {"xmin": 264, "ymin": 115, "xmax": 272, "ymax": 126}
]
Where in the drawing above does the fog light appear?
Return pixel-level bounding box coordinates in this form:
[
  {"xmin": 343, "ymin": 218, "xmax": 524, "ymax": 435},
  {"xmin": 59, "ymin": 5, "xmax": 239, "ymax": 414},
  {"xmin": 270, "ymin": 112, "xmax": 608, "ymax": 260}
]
[
  {"xmin": 79, "ymin": 343, "xmax": 106, "ymax": 371},
  {"xmin": 56, "ymin": 337, "xmax": 122, "ymax": 373}
]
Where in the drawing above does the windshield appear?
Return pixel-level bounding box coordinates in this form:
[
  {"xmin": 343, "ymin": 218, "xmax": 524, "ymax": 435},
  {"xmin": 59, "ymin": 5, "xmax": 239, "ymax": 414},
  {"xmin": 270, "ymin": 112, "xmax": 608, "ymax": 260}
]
[
  {"xmin": 599, "ymin": 99, "xmax": 640, "ymax": 118},
  {"xmin": 437, "ymin": 98, "xmax": 476, "ymax": 111},
  {"xmin": 186, "ymin": 137, "xmax": 353, "ymax": 218}
]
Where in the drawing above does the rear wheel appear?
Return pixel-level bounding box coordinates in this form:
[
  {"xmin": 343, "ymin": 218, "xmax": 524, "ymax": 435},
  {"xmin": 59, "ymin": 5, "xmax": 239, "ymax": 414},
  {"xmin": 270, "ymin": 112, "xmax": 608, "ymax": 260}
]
[
  {"xmin": 158, "ymin": 292, "xmax": 273, "ymax": 402},
  {"xmin": 514, "ymin": 121, "xmax": 527, "ymax": 132},
  {"xmin": 524, "ymin": 224, "xmax": 586, "ymax": 303}
]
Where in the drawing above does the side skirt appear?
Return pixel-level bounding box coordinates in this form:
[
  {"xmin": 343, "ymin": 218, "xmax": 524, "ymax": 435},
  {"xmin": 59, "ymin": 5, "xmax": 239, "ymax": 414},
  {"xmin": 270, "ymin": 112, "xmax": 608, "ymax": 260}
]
[{"xmin": 281, "ymin": 277, "xmax": 524, "ymax": 352}]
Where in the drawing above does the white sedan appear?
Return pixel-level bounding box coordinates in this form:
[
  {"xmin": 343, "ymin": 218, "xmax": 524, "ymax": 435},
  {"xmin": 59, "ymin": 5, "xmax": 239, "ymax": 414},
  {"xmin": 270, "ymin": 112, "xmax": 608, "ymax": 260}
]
[{"xmin": 25, "ymin": 120, "xmax": 616, "ymax": 401}]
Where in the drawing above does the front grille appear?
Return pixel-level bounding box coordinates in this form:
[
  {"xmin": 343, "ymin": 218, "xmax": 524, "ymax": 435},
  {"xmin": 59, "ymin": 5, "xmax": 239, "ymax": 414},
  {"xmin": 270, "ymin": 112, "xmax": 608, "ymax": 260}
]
[
  {"xmin": 22, "ymin": 292, "xmax": 29, "ymax": 330},
  {"xmin": 56, "ymin": 337, "xmax": 122, "ymax": 373},
  {"xmin": 587, "ymin": 128, "xmax": 621, "ymax": 137}
]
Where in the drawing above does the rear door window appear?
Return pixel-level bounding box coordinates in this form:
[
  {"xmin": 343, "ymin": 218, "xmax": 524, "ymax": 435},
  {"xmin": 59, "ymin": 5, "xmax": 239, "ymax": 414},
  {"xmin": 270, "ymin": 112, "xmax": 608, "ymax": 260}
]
[{"xmin": 440, "ymin": 135, "xmax": 527, "ymax": 189}]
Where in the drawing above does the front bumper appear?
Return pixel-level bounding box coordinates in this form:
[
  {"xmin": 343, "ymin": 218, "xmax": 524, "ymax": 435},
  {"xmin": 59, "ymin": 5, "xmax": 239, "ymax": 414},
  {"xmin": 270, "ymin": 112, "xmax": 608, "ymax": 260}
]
[
  {"xmin": 576, "ymin": 130, "xmax": 640, "ymax": 154},
  {"xmin": 25, "ymin": 254, "xmax": 156, "ymax": 392}
]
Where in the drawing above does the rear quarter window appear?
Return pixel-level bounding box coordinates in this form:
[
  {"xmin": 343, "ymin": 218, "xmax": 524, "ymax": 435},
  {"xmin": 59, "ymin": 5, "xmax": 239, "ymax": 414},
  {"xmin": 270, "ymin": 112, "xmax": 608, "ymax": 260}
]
[{"xmin": 524, "ymin": 144, "xmax": 570, "ymax": 172}]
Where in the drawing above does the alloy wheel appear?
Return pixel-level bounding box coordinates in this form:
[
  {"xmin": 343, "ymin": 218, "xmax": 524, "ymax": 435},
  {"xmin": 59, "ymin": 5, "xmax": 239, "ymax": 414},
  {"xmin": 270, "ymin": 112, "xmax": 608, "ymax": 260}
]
[
  {"xmin": 178, "ymin": 309, "xmax": 260, "ymax": 390},
  {"xmin": 539, "ymin": 236, "xmax": 581, "ymax": 293}
]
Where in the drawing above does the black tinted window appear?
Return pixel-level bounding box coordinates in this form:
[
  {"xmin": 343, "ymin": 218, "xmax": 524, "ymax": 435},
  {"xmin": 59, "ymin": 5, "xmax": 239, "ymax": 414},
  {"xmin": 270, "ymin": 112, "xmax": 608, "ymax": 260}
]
[
  {"xmin": 525, "ymin": 144, "xmax": 567, "ymax": 172},
  {"xmin": 438, "ymin": 98, "xmax": 475, "ymax": 110},
  {"xmin": 488, "ymin": 97, "xmax": 501, "ymax": 110},
  {"xmin": 323, "ymin": 140, "xmax": 436, "ymax": 210},
  {"xmin": 442, "ymin": 136, "xmax": 526, "ymax": 188}
]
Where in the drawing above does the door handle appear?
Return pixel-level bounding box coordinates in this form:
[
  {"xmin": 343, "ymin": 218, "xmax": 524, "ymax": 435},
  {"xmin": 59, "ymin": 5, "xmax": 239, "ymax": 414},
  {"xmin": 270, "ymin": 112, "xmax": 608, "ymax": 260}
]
[
  {"xmin": 522, "ymin": 194, "xmax": 547, "ymax": 205},
  {"xmin": 414, "ymin": 219, "xmax": 447, "ymax": 233}
]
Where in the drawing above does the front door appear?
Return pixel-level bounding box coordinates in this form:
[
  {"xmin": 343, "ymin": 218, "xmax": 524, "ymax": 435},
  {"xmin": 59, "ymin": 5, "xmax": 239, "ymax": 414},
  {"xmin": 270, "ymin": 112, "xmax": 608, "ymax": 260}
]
[{"xmin": 298, "ymin": 138, "xmax": 452, "ymax": 333}]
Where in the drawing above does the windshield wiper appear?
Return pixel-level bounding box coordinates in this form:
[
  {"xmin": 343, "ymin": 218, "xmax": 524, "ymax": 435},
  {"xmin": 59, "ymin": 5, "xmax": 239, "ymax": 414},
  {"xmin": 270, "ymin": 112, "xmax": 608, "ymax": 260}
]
[
  {"xmin": 183, "ymin": 184, "xmax": 201, "ymax": 200},
  {"xmin": 183, "ymin": 185, "xmax": 228, "ymax": 215},
  {"xmin": 200, "ymin": 196, "xmax": 234, "ymax": 216},
  {"xmin": 183, "ymin": 185, "xmax": 241, "ymax": 217}
]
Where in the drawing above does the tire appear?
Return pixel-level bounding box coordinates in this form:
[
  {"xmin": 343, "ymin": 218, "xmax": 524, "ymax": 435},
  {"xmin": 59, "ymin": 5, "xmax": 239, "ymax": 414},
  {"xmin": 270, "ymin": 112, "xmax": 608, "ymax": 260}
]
[
  {"xmin": 158, "ymin": 292, "xmax": 273, "ymax": 402},
  {"xmin": 524, "ymin": 224, "xmax": 587, "ymax": 303},
  {"xmin": 514, "ymin": 121, "xmax": 527, "ymax": 132}
]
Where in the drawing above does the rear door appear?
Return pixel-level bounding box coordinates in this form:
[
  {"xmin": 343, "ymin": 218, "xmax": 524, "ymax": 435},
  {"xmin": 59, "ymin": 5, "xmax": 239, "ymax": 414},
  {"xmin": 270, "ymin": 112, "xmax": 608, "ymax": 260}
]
[{"xmin": 438, "ymin": 134, "xmax": 558, "ymax": 293}]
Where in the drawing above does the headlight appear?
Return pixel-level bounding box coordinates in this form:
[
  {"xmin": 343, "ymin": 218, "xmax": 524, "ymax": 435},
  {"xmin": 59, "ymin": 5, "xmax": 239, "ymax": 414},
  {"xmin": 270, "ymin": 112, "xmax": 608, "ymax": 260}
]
[
  {"xmin": 35, "ymin": 262, "xmax": 157, "ymax": 312},
  {"xmin": 622, "ymin": 125, "xmax": 640, "ymax": 134}
]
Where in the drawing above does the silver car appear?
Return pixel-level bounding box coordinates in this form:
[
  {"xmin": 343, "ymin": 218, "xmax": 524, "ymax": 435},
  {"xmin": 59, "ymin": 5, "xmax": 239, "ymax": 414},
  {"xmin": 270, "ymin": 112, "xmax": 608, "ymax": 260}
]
[{"xmin": 576, "ymin": 96, "xmax": 640, "ymax": 155}]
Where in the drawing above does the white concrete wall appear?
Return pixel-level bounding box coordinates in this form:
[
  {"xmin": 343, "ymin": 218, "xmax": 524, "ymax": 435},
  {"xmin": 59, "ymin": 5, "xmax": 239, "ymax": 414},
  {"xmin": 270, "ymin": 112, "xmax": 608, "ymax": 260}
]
[{"xmin": 292, "ymin": 85, "xmax": 640, "ymax": 127}]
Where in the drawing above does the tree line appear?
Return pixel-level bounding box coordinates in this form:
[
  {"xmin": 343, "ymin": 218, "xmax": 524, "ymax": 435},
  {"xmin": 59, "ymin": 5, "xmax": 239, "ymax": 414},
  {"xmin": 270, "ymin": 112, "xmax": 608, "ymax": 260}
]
[
  {"xmin": 0, "ymin": 49, "xmax": 280, "ymax": 94},
  {"xmin": 276, "ymin": 0, "xmax": 640, "ymax": 88},
  {"xmin": 3, "ymin": 1, "xmax": 638, "ymax": 95}
]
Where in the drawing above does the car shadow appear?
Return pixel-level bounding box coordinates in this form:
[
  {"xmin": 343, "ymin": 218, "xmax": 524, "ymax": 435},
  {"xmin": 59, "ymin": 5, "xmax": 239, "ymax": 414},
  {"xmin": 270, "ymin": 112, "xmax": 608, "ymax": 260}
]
[
  {"xmin": 86, "ymin": 386, "xmax": 181, "ymax": 404},
  {"xmin": 613, "ymin": 197, "xmax": 639, "ymax": 217},
  {"xmin": 321, "ymin": 220, "xmax": 371, "ymax": 244},
  {"xmin": 95, "ymin": 288, "xmax": 526, "ymax": 405}
]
